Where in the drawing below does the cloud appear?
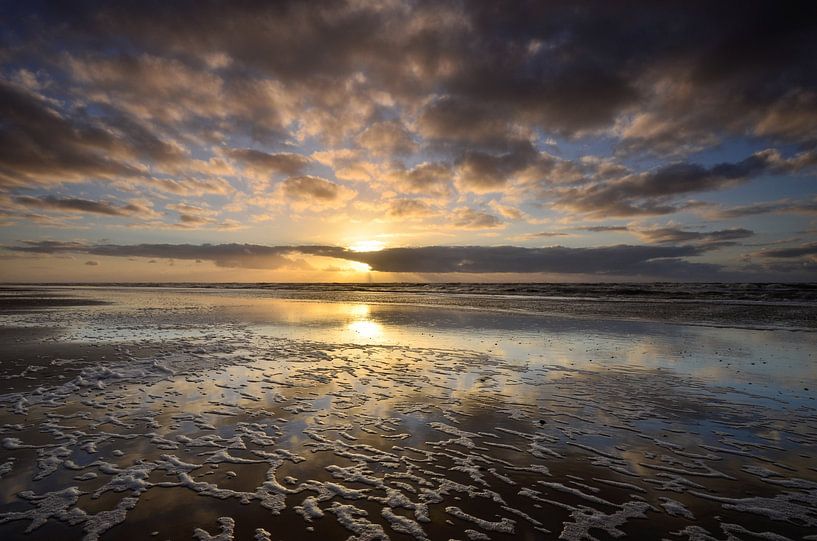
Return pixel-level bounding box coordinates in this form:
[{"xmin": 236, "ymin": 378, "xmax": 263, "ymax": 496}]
[
  {"xmin": 282, "ymin": 176, "xmax": 344, "ymax": 200},
  {"xmin": 633, "ymin": 227, "xmax": 754, "ymax": 245},
  {"xmin": 383, "ymin": 162, "xmax": 453, "ymax": 197},
  {"xmin": 356, "ymin": 121, "xmax": 417, "ymax": 156},
  {"xmin": 144, "ymin": 176, "xmax": 235, "ymax": 197},
  {"xmin": 311, "ymin": 149, "xmax": 381, "ymax": 183},
  {"xmin": 750, "ymin": 241, "xmax": 817, "ymax": 274},
  {"xmin": 11, "ymin": 195, "xmax": 146, "ymax": 217},
  {"xmin": 756, "ymin": 242, "xmax": 817, "ymax": 259},
  {"xmin": 521, "ymin": 231, "xmax": 569, "ymax": 239},
  {"xmin": 354, "ymin": 245, "xmax": 713, "ymax": 277},
  {"xmin": 488, "ymin": 201, "xmax": 525, "ymax": 220},
  {"xmin": 164, "ymin": 202, "xmax": 232, "ymax": 228},
  {"xmin": 549, "ymin": 150, "xmax": 810, "ymax": 217},
  {"xmin": 572, "ymin": 224, "xmax": 754, "ymax": 248},
  {"xmin": 706, "ymin": 197, "xmax": 817, "ymax": 219},
  {"xmin": 8, "ymin": 240, "xmax": 91, "ymax": 253},
  {"xmin": 65, "ymin": 52, "xmax": 296, "ymax": 141},
  {"xmin": 388, "ymin": 199, "xmax": 436, "ymax": 218},
  {"xmin": 455, "ymin": 143, "xmax": 542, "ymax": 193},
  {"xmin": 452, "ymin": 208, "xmax": 504, "ymax": 229},
  {"xmin": 575, "ymin": 225, "xmax": 630, "ymax": 233},
  {"xmin": 417, "ymin": 96, "xmax": 528, "ymax": 148},
  {"xmin": 0, "ymin": 76, "xmax": 240, "ymax": 198},
  {"xmin": 754, "ymin": 89, "xmax": 817, "ymax": 141},
  {"xmin": 9, "ymin": 1, "xmax": 817, "ymax": 154},
  {"xmin": 0, "ymin": 79, "xmax": 145, "ymax": 188},
  {"xmin": 280, "ymin": 176, "xmax": 356, "ymax": 209},
  {"xmin": 5, "ymin": 241, "xmax": 347, "ymax": 270},
  {"xmin": 226, "ymin": 148, "xmax": 312, "ymax": 178},
  {"xmin": 5, "ymin": 194, "xmax": 244, "ymax": 230},
  {"xmin": 3, "ymin": 240, "xmax": 725, "ymax": 279}
]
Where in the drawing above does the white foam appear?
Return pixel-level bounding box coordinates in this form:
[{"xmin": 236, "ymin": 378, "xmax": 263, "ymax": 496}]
[
  {"xmin": 254, "ymin": 528, "xmax": 272, "ymax": 541},
  {"xmin": 193, "ymin": 516, "xmax": 235, "ymax": 541},
  {"xmin": 558, "ymin": 501, "xmax": 652, "ymax": 541},
  {"xmin": 381, "ymin": 507, "xmax": 429, "ymax": 540},
  {"xmin": 294, "ymin": 496, "xmax": 324, "ymax": 522},
  {"xmin": 660, "ymin": 497, "xmax": 694, "ymax": 519},
  {"xmin": 82, "ymin": 496, "xmax": 138, "ymax": 540},
  {"xmin": 445, "ymin": 506, "xmax": 515, "ymax": 534},
  {"xmin": 0, "ymin": 487, "xmax": 83, "ymax": 532},
  {"xmin": 328, "ymin": 502, "xmax": 389, "ymax": 541}
]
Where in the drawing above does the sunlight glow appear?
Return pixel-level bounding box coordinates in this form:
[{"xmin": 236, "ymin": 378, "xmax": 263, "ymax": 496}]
[
  {"xmin": 349, "ymin": 240, "xmax": 385, "ymax": 252},
  {"xmin": 347, "ymin": 261, "xmax": 372, "ymax": 272}
]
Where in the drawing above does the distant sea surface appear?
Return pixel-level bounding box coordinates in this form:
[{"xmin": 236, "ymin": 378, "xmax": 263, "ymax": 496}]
[{"xmin": 6, "ymin": 282, "xmax": 817, "ymax": 330}]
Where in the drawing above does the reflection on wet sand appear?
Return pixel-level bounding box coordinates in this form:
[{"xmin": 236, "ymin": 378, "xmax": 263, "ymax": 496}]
[{"xmin": 0, "ymin": 288, "xmax": 816, "ymax": 540}]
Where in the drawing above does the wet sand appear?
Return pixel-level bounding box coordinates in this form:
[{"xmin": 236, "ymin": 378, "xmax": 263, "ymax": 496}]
[{"xmin": 0, "ymin": 287, "xmax": 815, "ymax": 540}]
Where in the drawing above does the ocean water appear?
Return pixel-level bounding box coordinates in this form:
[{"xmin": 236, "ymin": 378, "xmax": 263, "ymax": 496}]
[
  {"xmin": 33, "ymin": 282, "xmax": 817, "ymax": 302},
  {"xmin": 0, "ymin": 286, "xmax": 815, "ymax": 540},
  {"xmin": 7, "ymin": 282, "xmax": 815, "ymax": 330}
]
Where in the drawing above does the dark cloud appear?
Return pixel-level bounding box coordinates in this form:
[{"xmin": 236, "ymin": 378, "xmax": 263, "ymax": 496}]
[
  {"xmin": 0, "ymin": 76, "xmax": 225, "ymax": 196},
  {"xmin": 384, "ymin": 162, "xmax": 453, "ymax": 196},
  {"xmin": 95, "ymin": 105, "xmax": 189, "ymax": 165},
  {"xmin": 9, "ymin": 0, "xmax": 816, "ymax": 149},
  {"xmin": 2, "ymin": 3, "xmax": 815, "ymax": 184},
  {"xmin": 524, "ymin": 232, "xmax": 569, "ymax": 238},
  {"xmin": 9, "ymin": 240, "xmax": 90, "ymax": 253},
  {"xmin": 575, "ymin": 226, "xmax": 630, "ymax": 233},
  {"xmin": 709, "ymin": 197, "xmax": 817, "ymax": 219},
  {"xmin": 749, "ymin": 241, "xmax": 817, "ymax": 276},
  {"xmin": 634, "ymin": 227, "xmax": 754, "ymax": 245},
  {"xmin": 162, "ymin": 202, "xmax": 239, "ymax": 230},
  {"xmin": 550, "ymin": 150, "xmax": 808, "ymax": 217},
  {"xmin": 5, "ymin": 241, "xmax": 346, "ymax": 269},
  {"xmin": 63, "ymin": 51, "xmax": 294, "ymax": 142},
  {"xmin": 0, "ymin": 79, "xmax": 145, "ymax": 188},
  {"xmin": 12, "ymin": 195, "xmax": 144, "ymax": 217},
  {"xmin": 177, "ymin": 214, "xmax": 203, "ymax": 224},
  {"xmin": 226, "ymin": 148, "xmax": 311, "ymax": 177},
  {"xmin": 417, "ymin": 97, "xmax": 525, "ymax": 148},
  {"xmin": 3, "ymin": 240, "xmax": 725, "ymax": 279},
  {"xmin": 455, "ymin": 143, "xmax": 542, "ymax": 192},
  {"xmin": 282, "ymin": 177, "xmax": 338, "ymax": 200},
  {"xmin": 573, "ymin": 225, "xmax": 755, "ymax": 250},
  {"xmin": 756, "ymin": 242, "xmax": 817, "ymax": 259},
  {"xmin": 388, "ymin": 199, "xmax": 435, "ymax": 218},
  {"xmin": 281, "ymin": 176, "xmax": 354, "ymax": 207},
  {"xmin": 352, "ymin": 246, "xmax": 728, "ymax": 280}
]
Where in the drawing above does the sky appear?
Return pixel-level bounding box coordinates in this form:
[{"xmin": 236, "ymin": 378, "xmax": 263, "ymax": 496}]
[{"xmin": 0, "ymin": 0, "xmax": 816, "ymax": 282}]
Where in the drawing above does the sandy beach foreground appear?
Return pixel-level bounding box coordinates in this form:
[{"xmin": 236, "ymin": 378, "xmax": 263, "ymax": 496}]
[{"xmin": 0, "ymin": 286, "xmax": 815, "ymax": 540}]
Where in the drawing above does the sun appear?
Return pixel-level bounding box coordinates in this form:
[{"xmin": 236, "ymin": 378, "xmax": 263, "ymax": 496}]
[{"xmin": 349, "ymin": 240, "xmax": 385, "ymax": 252}]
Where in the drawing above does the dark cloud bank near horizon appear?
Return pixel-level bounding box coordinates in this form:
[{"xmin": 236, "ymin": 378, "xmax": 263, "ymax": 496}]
[{"xmin": 7, "ymin": 240, "xmax": 811, "ymax": 281}]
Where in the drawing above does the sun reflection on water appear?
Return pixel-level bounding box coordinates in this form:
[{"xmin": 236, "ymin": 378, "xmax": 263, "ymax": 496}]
[
  {"xmin": 347, "ymin": 319, "xmax": 383, "ymax": 339},
  {"xmin": 345, "ymin": 304, "xmax": 385, "ymax": 340}
]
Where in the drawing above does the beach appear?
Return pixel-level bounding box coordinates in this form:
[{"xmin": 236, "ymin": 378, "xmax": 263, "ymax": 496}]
[{"xmin": 0, "ymin": 285, "xmax": 815, "ymax": 540}]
